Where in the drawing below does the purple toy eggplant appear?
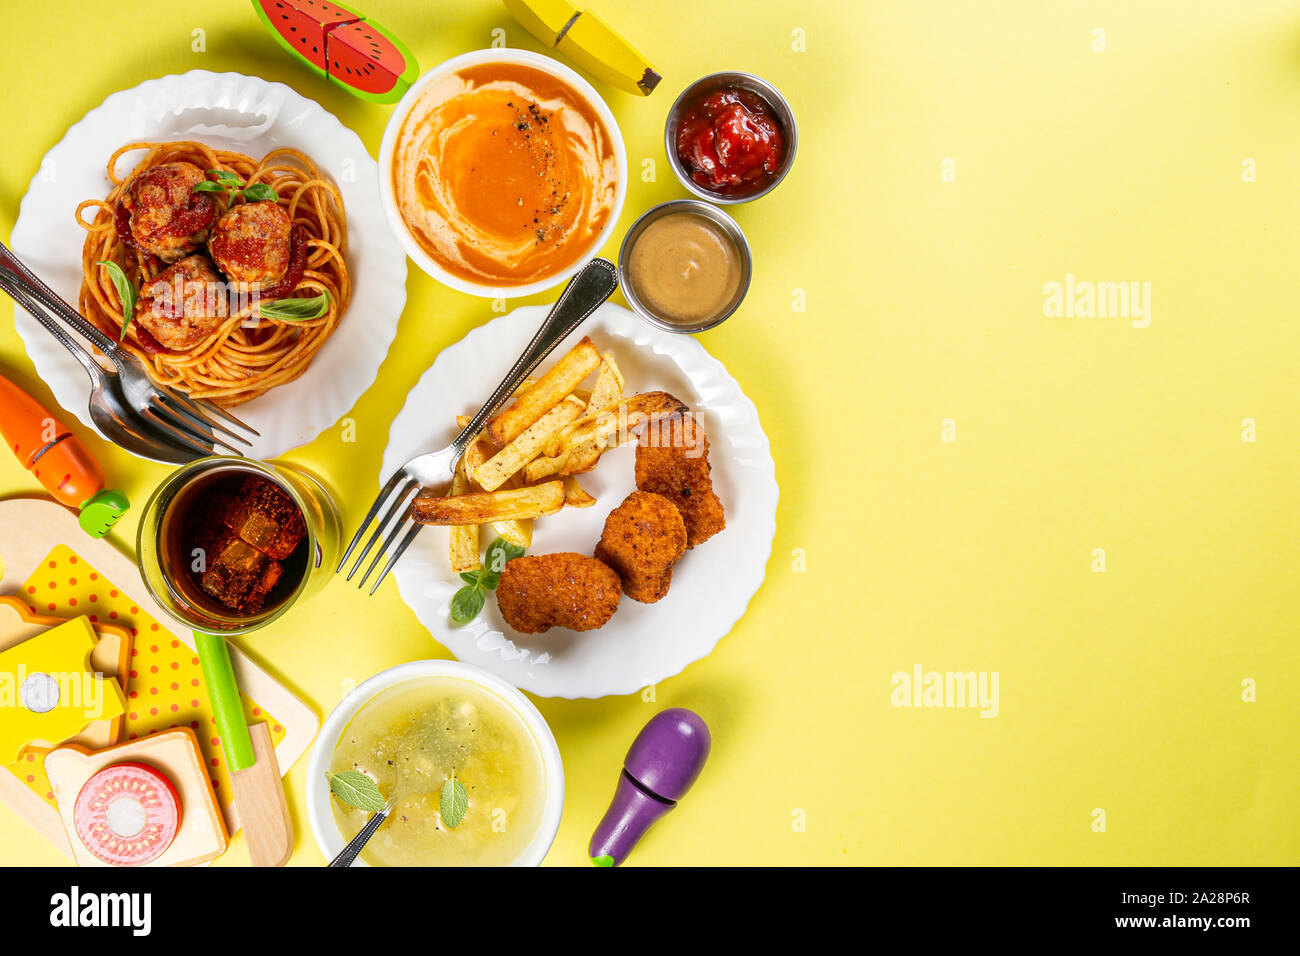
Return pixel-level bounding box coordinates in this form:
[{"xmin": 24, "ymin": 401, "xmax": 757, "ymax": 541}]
[{"xmin": 588, "ymin": 708, "xmax": 711, "ymax": 866}]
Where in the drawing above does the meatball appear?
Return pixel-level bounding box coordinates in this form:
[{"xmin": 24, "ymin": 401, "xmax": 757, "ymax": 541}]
[
  {"xmin": 119, "ymin": 162, "xmax": 215, "ymax": 262},
  {"xmin": 594, "ymin": 491, "xmax": 687, "ymax": 603},
  {"xmin": 496, "ymin": 553, "xmax": 622, "ymax": 633},
  {"xmin": 634, "ymin": 414, "xmax": 726, "ymax": 547},
  {"xmin": 208, "ymin": 200, "xmax": 293, "ymax": 289},
  {"xmin": 134, "ymin": 254, "xmax": 229, "ymax": 351}
]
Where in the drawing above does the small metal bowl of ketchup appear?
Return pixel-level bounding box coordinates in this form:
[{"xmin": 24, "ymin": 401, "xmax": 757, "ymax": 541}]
[{"xmin": 665, "ymin": 71, "xmax": 798, "ymax": 204}]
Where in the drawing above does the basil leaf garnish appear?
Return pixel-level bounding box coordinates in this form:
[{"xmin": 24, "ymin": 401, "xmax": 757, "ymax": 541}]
[
  {"xmin": 243, "ymin": 183, "xmax": 278, "ymax": 203},
  {"xmin": 257, "ymin": 293, "xmax": 330, "ymax": 322},
  {"xmin": 485, "ymin": 538, "xmax": 524, "ymax": 574},
  {"xmin": 95, "ymin": 260, "xmax": 136, "ymax": 340},
  {"xmin": 447, "ymin": 538, "xmax": 524, "ymax": 626},
  {"xmin": 449, "ymin": 585, "xmax": 486, "ymax": 625}
]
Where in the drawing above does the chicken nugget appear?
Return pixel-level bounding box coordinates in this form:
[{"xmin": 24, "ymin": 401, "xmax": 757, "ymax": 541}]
[
  {"xmin": 594, "ymin": 491, "xmax": 687, "ymax": 603},
  {"xmin": 496, "ymin": 553, "xmax": 622, "ymax": 633},
  {"xmin": 634, "ymin": 414, "xmax": 726, "ymax": 547}
]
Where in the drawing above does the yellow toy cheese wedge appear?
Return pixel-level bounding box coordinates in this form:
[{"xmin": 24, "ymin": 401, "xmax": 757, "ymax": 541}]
[
  {"xmin": 0, "ymin": 597, "xmax": 133, "ymax": 750},
  {"xmin": 504, "ymin": 0, "xmax": 661, "ymax": 95},
  {"xmin": 0, "ymin": 617, "xmax": 127, "ymax": 764}
]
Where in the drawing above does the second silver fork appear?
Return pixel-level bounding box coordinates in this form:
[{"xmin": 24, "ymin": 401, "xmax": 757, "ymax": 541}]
[{"xmin": 339, "ymin": 257, "xmax": 620, "ymax": 594}]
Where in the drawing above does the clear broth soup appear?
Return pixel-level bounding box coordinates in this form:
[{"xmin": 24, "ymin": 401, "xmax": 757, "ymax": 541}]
[{"xmin": 329, "ymin": 677, "xmax": 546, "ymax": 866}]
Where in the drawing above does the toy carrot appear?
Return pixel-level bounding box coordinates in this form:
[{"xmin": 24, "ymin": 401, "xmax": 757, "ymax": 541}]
[{"xmin": 0, "ymin": 372, "xmax": 127, "ymax": 537}]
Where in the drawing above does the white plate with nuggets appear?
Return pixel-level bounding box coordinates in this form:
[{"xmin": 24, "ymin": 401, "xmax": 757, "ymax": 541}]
[{"xmin": 381, "ymin": 302, "xmax": 777, "ymax": 699}]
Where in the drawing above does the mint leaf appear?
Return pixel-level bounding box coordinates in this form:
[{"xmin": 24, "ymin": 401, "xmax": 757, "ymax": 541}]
[
  {"xmin": 243, "ymin": 183, "xmax": 278, "ymax": 203},
  {"xmin": 449, "ymin": 584, "xmax": 485, "ymax": 625},
  {"xmin": 327, "ymin": 770, "xmax": 384, "ymax": 813},
  {"xmin": 96, "ymin": 260, "xmax": 136, "ymax": 340},
  {"xmin": 258, "ymin": 293, "xmax": 330, "ymax": 322},
  {"xmin": 440, "ymin": 775, "xmax": 469, "ymax": 829}
]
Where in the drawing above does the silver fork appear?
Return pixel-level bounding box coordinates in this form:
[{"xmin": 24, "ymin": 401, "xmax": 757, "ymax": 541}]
[
  {"xmin": 339, "ymin": 257, "xmax": 620, "ymax": 594},
  {"xmin": 1, "ymin": 277, "xmax": 204, "ymax": 464},
  {"xmin": 0, "ymin": 240, "xmax": 258, "ymax": 461}
]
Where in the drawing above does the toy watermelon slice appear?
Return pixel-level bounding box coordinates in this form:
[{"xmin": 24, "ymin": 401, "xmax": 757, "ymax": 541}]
[{"xmin": 252, "ymin": 0, "xmax": 419, "ymax": 104}]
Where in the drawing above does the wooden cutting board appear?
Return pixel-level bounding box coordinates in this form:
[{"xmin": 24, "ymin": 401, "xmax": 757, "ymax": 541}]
[{"xmin": 0, "ymin": 497, "xmax": 318, "ymax": 860}]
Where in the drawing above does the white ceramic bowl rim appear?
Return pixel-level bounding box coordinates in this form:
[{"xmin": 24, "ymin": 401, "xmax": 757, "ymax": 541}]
[
  {"xmin": 306, "ymin": 659, "xmax": 566, "ymax": 867},
  {"xmin": 377, "ymin": 48, "xmax": 629, "ymax": 299}
]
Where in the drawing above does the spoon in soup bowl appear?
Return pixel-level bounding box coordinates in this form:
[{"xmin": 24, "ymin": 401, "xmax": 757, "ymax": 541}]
[{"xmin": 327, "ymin": 713, "xmax": 450, "ymax": 867}]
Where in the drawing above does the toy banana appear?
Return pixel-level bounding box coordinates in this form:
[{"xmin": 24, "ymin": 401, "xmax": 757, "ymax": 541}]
[
  {"xmin": 0, "ymin": 372, "xmax": 128, "ymax": 537},
  {"xmin": 503, "ymin": 0, "xmax": 662, "ymax": 95}
]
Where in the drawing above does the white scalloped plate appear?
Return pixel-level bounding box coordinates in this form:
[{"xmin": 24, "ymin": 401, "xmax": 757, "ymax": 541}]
[
  {"xmin": 382, "ymin": 303, "xmax": 778, "ymax": 699},
  {"xmin": 10, "ymin": 70, "xmax": 407, "ymax": 459}
]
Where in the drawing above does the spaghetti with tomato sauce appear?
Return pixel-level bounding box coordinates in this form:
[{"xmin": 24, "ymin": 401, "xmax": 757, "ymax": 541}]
[{"xmin": 76, "ymin": 141, "xmax": 350, "ymax": 406}]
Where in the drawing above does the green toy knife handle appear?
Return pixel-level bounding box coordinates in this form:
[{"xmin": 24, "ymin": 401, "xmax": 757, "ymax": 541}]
[{"xmin": 195, "ymin": 631, "xmax": 256, "ymax": 772}]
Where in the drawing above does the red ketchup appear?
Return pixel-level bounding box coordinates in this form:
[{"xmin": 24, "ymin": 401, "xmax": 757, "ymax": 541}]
[{"xmin": 675, "ymin": 88, "xmax": 785, "ymax": 197}]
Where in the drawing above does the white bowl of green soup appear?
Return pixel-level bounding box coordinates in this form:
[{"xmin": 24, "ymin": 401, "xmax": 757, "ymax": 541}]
[{"xmin": 307, "ymin": 660, "xmax": 564, "ymax": 866}]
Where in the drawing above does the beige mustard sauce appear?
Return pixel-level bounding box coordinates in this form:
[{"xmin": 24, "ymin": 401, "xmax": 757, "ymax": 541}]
[{"xmin": 626, "ymin": 212, "xmax": 742, "ymax": 325}]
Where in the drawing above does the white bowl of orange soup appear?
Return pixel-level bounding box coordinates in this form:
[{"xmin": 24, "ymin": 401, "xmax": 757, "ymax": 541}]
[
  {"xmin": 379, "ymin": 49, "xmax": 627, "ymax": 298},
  {"xmin": 307, "ymin": 659, "xmax": 565, "ymax": 866}
]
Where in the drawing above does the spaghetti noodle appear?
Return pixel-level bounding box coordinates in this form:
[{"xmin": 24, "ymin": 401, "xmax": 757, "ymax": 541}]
[{"xmin": 76, "ymin": 140, "xmax": 351, "ymax": 406}]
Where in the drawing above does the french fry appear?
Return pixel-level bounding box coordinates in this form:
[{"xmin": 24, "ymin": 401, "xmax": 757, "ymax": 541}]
[
  {"xmin": 489, "ymin": 469, "xmax": 534, "ymax": 546},
  {"xmin": 488, "ymin": 516, "xmax": 532, "ymax": 548},
  {"xmin": 412, "ymin": 481, "xmax": 565, "ymax": 526},
  {"xmin": 494, "ymin": 463, "xmax": 530, "ymax": 525},
  {"xmin": 457, "ymin": 415, "xmax": 532, "ymax": 545},
  {"xmin": 548, "ymin": 391, "xmax": 688, "ymax": 466},
  {"xmin": 525, "ymin": 438, "xmax": 603, "ymax": 480},
  {"xmin": 511, "ymin": 379, "xmax": 590, "ymax": 401},
  {"xmin": 447, "ymin": 457, "xmax": 481, "ymax": 572},
  {"xmin": 486, "ymin": 336, "xmax": 601, "ymax": 446},
  {"xmin": 558, "ymin": 437, "xmax": 605, "ymax": 475},
  {"xmin": 457, "ymin": 416, "xmax": 496, "ymax": 471},
  {"xmin": 563, "ymin": 475, "xmax": 597, "ymax": 508},
  {"xmin": 543, "ymin": 352, "xmax": 626, "ymax": 457},
  {"xmin": 475, "ymin": 396, "xmax": 586, "ymax": 492},
  {"xmin": 589, "ymin": 352, "xmax": 625, "ymax": 408},
  {"xmin": 523, "ymin": 451, "xmax": 568, "ymax": 483}
]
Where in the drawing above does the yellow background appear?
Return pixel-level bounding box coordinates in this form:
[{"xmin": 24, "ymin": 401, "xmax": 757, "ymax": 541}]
[{"xmin": 0, "ymin": 0, "xmax": 1297, "ymax": 865}]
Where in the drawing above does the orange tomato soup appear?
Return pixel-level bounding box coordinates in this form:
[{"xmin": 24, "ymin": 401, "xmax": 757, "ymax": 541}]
[{"xmin": 391, "ymin": 63, "xmax": 619, "ymax": 287}]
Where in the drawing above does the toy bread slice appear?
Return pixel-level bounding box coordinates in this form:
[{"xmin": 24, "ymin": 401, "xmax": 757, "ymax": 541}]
[{"xmin": 45, "ymin": 728, "xmax": 229, "ymax": 867}]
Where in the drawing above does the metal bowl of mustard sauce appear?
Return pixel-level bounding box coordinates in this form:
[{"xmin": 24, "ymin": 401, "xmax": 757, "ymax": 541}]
[{"xmin": 617, "ymin": 199, "xmax": 753, "ymax": 334}]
